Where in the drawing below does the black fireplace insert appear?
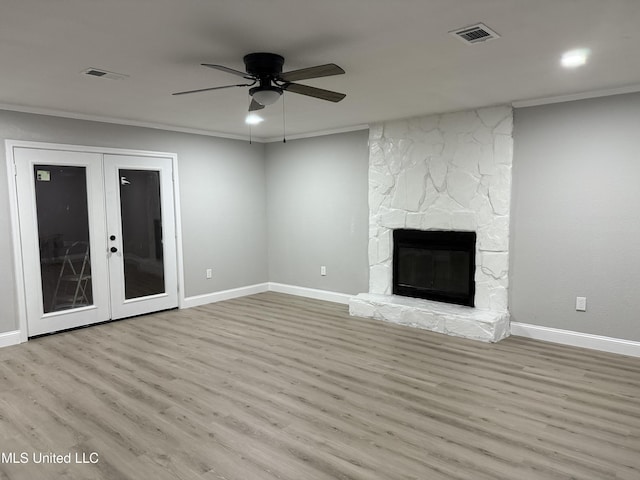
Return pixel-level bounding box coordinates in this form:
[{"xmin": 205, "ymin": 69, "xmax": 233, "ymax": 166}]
[{"xmin": 392, "ymin": 229, "xmax": 476, "ymax": 307}]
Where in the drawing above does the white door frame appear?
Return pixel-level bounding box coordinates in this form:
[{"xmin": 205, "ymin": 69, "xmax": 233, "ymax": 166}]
[{"xmin": 5, "ymin": 140, "xmax": 186, "ymax": 343}]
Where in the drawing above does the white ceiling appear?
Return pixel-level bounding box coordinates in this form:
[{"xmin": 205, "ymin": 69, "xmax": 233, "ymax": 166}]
[{"xmin": 1, "ymin": 0, "xmax": 639, "ymax": 141}]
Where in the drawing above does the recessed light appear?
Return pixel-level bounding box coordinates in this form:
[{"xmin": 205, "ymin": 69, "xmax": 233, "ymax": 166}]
[
  {"xmin": 245, "ymin": 113, "xmax": 264, "ymax": 125},
  {"xmin": 561, "ymin": 48, "xmax": 590, "ymax": 68}
]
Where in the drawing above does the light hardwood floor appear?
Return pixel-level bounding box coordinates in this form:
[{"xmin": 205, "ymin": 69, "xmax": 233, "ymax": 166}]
[{"xmin": 1, "ymin": 292, "xmax": 639, "ymax": 479}]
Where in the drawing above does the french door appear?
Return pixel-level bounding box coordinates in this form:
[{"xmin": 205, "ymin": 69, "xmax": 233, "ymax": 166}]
[{"xmin": 14, "ymin": 147, "xmax": 178, "ymax": 337}]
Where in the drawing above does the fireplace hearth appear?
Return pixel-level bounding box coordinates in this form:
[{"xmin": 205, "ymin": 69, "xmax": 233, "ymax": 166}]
[{"xmin": 393, "ymin": 229, "xmax": 476, "ymax": 307}]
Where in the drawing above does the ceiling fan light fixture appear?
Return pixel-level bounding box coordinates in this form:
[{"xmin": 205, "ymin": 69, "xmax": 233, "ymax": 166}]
[{"xmin": 250, "ymin": 86, "xmax": 283, "ymax": 106}]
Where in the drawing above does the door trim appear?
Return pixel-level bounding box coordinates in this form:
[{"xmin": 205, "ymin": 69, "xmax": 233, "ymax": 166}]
[{"xmin": 5, "ymin": 140, "xmax": 185, "ymax": 343}]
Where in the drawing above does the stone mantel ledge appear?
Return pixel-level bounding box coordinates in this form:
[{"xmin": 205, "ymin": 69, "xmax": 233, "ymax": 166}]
[{"xmin": 349, "ymin": 293, "xmax": 510, "ymax": 343}]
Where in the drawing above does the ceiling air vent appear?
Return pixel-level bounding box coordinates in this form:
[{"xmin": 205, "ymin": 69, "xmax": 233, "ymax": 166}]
[
  {"xmin": 450, "ymin": 23, "xmax": 500, "ymax": 44},
  {"xmin": 81, "ymin": 68, "xmax": 128, "ymax": 80}
]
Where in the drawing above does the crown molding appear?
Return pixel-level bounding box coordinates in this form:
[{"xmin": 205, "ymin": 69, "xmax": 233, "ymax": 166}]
[
  {"xmin": 512, "ymin": 83, "xmax": 640, "ymax": 108},
  {"xmin": 0, "ymin": 103, "xmax": 370, "ymax": 143},
  {"xmin": 0, "ymin": 103, "xmax": 253, "ymax": 141},
  {"xmin": 263, "ymin": 124, "xmax": 369, "ymax": 143}
]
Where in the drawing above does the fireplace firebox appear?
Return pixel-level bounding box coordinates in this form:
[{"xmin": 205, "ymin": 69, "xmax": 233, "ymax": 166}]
[{"xmin": 392, "ymin": 229, "xmax": 476, "ymax": 307}]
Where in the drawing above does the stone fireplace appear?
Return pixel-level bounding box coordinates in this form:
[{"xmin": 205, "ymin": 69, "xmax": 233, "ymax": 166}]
[{"xmin": 349, "ymin": 106, "xmax": 513, "ymax": 342}]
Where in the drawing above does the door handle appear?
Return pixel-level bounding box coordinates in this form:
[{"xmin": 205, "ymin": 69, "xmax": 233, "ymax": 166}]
[{"xmin": 110, "ymin": 247, "xmax": 118, "ymax": 253}]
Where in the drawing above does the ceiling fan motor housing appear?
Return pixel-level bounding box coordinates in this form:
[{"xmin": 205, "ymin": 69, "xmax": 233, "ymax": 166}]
[
  {"xmin": 244, "ymin": 53, "xmax": 286, "ymax": 106},
  {"xmin": 243, "ymin": 53, "xmax": 285, "ymax": 79}
]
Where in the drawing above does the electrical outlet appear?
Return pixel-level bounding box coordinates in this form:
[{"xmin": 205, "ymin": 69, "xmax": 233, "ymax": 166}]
[
  {"xmin": 206, "ymin": 268, "xmax": 212, "ymax": 279},
  {"xmin": 320, "ymin": 265, "xmax": 327, "ymax": 276},
  {"xmin": 576, "ymin": 296, "xmax": 587, "ymax": 312}
]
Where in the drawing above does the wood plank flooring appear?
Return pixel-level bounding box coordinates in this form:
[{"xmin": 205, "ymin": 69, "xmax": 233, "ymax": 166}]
[{"xmin": 0, "ymin": 292, "xmax": 639, "ymax": 479}]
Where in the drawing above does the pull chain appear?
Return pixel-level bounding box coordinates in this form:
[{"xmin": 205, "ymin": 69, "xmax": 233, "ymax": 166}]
[
  {"xmin": 282, "ymin": 93, "xmax": 287, "ymax": 143},
  {"xmin": 248, "ymin": 92, "xmax": 253, "ymax": 144}
]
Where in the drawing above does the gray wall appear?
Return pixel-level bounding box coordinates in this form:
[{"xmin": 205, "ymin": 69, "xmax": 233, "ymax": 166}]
[
  {"xmin": 0, "ymin": 110, "xmax": 268, "ymax": 334},
  {"xmin": 510, "ymin": 93, "xmax": 640, "ymax": 342},
  {"xmin": 265, "ymin": 130, "xmax": 369, "ymax": 295}
]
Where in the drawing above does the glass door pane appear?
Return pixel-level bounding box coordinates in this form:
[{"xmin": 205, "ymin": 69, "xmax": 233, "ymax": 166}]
[
  {"xmin": 119, "ymin": 169, "xmax": 165, "ymax": 299},
  {"xmin": 34, "ymin": 165, "xmax": 93, "ymax": 313}
]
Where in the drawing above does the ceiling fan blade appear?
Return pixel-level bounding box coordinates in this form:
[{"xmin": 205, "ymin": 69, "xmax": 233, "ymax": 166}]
[
  {"xmin": 249, "ymin": 98, "xmax": 265, "ymax": 111},
  {"xmin": 279, "ymin": 64, "xmax": 345, "ymax": 82},
  {"xmin": 282, "ymin": 83, "xmax": 346, "ymax": 102},
  {"xmin": 202, "ymin": 63, "xmax": 252, "ymax": 79},
  {"xmin": 172, "ymin": 83, "xmax": 252, "ymax": 96}
]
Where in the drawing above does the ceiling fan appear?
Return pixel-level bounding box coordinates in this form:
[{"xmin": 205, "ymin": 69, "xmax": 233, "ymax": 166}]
[{"xmin": 173, "ymin": 52, "xmax": 346, "ymax": 111}]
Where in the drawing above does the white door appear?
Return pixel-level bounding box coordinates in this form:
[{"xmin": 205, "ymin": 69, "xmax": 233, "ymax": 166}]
[
  {"xmin": 103, "ymin": 154, "xmax": 178, "ymax": 320},
  {"xmin": 14, "ymin": 147, "xmax": 178, "ymax": 336}
]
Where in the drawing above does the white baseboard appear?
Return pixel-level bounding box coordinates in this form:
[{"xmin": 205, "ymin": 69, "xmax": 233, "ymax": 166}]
[
  {"xmin": 183, "ymin": 282, "xmax": 352, "ymax": 310},
  {"xmin": 510, "ymin": 322, "xmax": 640, "ymax": 358},
  {"xmin": 268, "ymin": 283, "xmax": 352, "ymax": 305},
  {"xmin": 182, "ymin": 283, "xmax": 269, "ymax": 309},
  {"xmin": 0, "ymin": 330, "xmax": 22, "ymax": 348}
]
